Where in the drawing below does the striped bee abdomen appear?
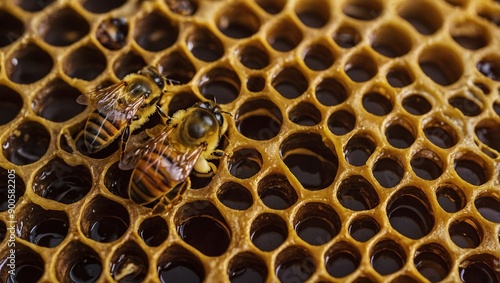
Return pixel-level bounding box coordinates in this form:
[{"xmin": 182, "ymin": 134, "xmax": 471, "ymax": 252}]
[{"xmin": 84, "ymin": 110, "xmax": 125, "ymax": 153}]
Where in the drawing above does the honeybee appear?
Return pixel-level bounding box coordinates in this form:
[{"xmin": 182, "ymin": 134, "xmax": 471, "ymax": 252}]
[
  {"xmin": 76, "ymin": 66, "xmax": 169, "ymax": 158},
  {"xmin": 119, "ymin": 101, "xmax": 229, "ymax": 213}
]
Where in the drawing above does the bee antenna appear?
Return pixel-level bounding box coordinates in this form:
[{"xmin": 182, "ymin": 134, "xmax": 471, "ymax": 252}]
[
  {"xmin": 221, "ymin": 110, "xmax": 233, "ymax": 117},
  {"xmin": 156, "ymin": 63, "xmax": 164, "ymax": 75}
]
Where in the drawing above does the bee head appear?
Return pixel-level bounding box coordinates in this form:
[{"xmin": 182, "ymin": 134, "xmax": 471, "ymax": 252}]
[
  {"xmin": 178, "ymin": 101, "xmax": 228, "ymax": 146},
  {"xmin": 138, "ymin": 66, "xmax": 165, "ymax": 90}
]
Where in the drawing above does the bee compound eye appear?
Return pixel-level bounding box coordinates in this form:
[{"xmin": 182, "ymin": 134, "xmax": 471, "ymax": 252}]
[
  {"xmin": 215, "ymin": 112, "xmax": 224, "ymax": 126},
  {"xmin": 128, "ymin": 81, "xmax": 151, "ymax": 98}
]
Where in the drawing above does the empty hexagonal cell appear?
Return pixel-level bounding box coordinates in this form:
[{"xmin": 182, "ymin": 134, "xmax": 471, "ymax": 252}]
[
  {"xmin": 63, "ymin": 45, "xmax": 106, "ymax": 81},
  {"xmin": 0, "ymin": 85, "xmax": 23, "ymax": 125},
  {"xmin": 236, "ymin": 98, "xmax": 283, "ymax": 140},
  {"xmin": 387, "ymin": 187, "xmax": 435, "ymax": 239},
  {"xmin": 423, "ymin": 119, "xmax": 457, "ymax": 149},
  {"xmin": 345, "ymin": 53, "xmax": 377, "ymax": 82},
  {"xmin": 258, "ymin": 174, "xmax": 298, "ymax": 210},
  {"xmin": 280, "ymin": 133, "xmax": 338, "ymax": 190},
  {"xmin": 272, "ymin": 67, "xmax": 308, "ymax": 99},
  {"xmin": 0, "ymin": 10, "xmax": 24, "ymax": 47},
  {"xmin": 186, "ymin": 24, "xmax": 223, "ymax": 62},
  {"xmin": 363, "ymin": 91, "xmax": 393, "ymax": 116},
  {"xmin": 398, "ymin": 0, "xmax": 443, "ymax": 35},
  {"xmin": 227, "ymin": 252, "xmax": 268, "ymax": 283},
  {"xmin": 449, "ymin": 95, "xmax": 482, "ymax": 116},
  {"xmin": 250, "ymin": 213, "xmax": 288, "ymax": 252},
  {"xmin": 349, "ymin": 216, "xmax": 380, "ymax": 242},
  {"xmin": 371, "ymin": 23, "xmax": 413, "ymax": 58},
  {"xmin": 3, "ymin": 120, "xmax": 50, "ymax": 165},
  {"xmin": 402, "ymin": 93, "xmax": 432, "ymax": 115},
  {"xmin": 255, "ymin": 0, "xmax": 285, "ymax": 14},
  {"xmin": 275, "ymin": 246, "xmax": 316, "ymax": 282},
  {"xmin": 344, "ymin": 0, "xmax": 383, "ymax": 20},
  {"xmin": 158, "ymin": 51, "xmax": 196, "ymax": 84},
  {"xmin": 110, "ymin": 241, "xmax": 148, "ymax": 282},
  {"xmin": 302, "ymin": 43, "xmax": 334, "ymax": 71},
  {"xmin": 459, "ymin": 254, "xmax": 500, "ymax": 283},
  {"xmin": 39, "ymin": 7, "xmax": 89, "ymax": 46},
  {"xmin": 165, "ymin": 0, "xmax": 197, "ymax": 15},
  {"xmin": 475, "ymin": 195, "xmax": 500, "ymax": 223},
  {"xmin": 112, "ymin": 52, "xmax": 146, "ymax": 80},
  {"xmin": 449, "ymin": 218, "xmax": 483, "ymax": 248},
  {"xmin": 477, "ymin": 54, "xmax": 500, "ymax": 81},
  {"xmin": 175, "ymin": 201, "xmax": 231, "ymax": 256},
  {"xmin": 56, "ymin": 241, "xmax": 103, "ymax": 282},
  {"xmin": 372, "ymin": 156, "xmax": 404, "ymax": 188},
  {"xmin": 138, "ymin": 216, "xmax": 169, "ymax": 247},
  {"xmin": 157, "ymin": 245, "xmax": 205, "ymax": 283},
  {"xmin": 344, "ymin": 135, "xmax": 375, "ymax": 166},
  {"xmin": 246, "ymin": 75, "xmax": 265, "ymax": 92},
  {"xmin": 436, "ymin": 184, "xmax": 465, "ymax": 213},
  {"xmin": 419, "ymin": 45, "xmax": 463, "ymax": 86},
  {"xmin": 475, "ymin": 119, "xmax": 500, "ymax": 153},
  {"xmin": 134, "ymin": 11, "xmax": 178, "ymax": 52},
  {"xmin": 289, "ymin": 102, "xmax": 321, "ymax": 126},
  {"xmin": 0, "ymin": 168, "xmax": 25, "ymax": 212},
  {"xmin": 454, "ymin": 154, "xmax": 489, "ymax": 186},
  {"xmin": 267, "ymin": 17, "xmax": 303, "ymax": 52},
  {"xmin": 81, "ymin": 196, "xmax": 130, "ymax": 243},
  {"xmin": 217, "ymin": 2, "xmax": 260, "ymax": 39},
  {"xmin": 6, "ymin": 43, "xmax": 53, "ymax": 84},
  {"xmin": 328, "ymin": 109, "xmax": 356, "ymax": 135},
  {"xmin": 450, "ymin": 18, "xmax": 489, "ymax": 50},
  {"xmin": 16, "ymin": 203, "xmax": 69, "ymax": 248},
  {"xmin": 96, "ymin": 17, "xmax": 128, "ymax": 50},
  {"xmin": 410, "ymin": 150, "xmax": 443, "ymax": 180},
  {"xmin": 33, "ymin": 157, "xmax": 91, "ymax": 204},
  {"xmin": 333, "ymin": 24, "xmax": 361, "ymax": 48},
  {"xmin": 414, "ymin": 244, "xmax": 451, "ymax": 282},
  {"xmin": 167, "ymin": 91, "xmax": 200, "ymax": 117},
  {"xmin": 294, "ymin": 202, "xmax": 340, "ymax": 246},
  {"xmin": 81, "ymin": 0, "xmax": 126, "ymax": 13},
  {"xmin": 370, "ymin": 240, "xmax": 406, "ymax": 276},
  {"xmin": 477, "ymin": 5, "xmax": 500, "ymax": 27},
  {"xmin": 315, "ymin": 77, "xmax": 347, "ymax": 107},
  {"xmin": 325, "ymin": 242, "xmax": 361, "ymax": 278},
  {"xmin": 104, "ymin": 162, "xmax": 132, "ymax": 200},
  {"xmin": 228, "ymin": 148, "xmax": 262, "ymax": 179},
  {"xmin": 17, "ymin": 0, "xmax": 55, "ymax": 12},
  {"xmin": 218, "ymin": 182, "xmax": 253, "ymax": 210},
  {"xmin": 238, "ymin": 42, "xmax": 270, "ymax": 70},
  {"xmin": 337, "ymin": 175, "xmax": 379, "ymax": 211},
  {"xmin": 198, "ymin": 67, "xmax": 240, "ymax": 103},
  {"xmin": 295, "ymin": 0, "xmax": 330, "ymax": 28},
  {"xmin": 386, "ymin": 66, "xmax": 414, "ymax": 88},
  {"xmin": 1, "ymin": 243, "xmax": 44, "ymax": 282},
  {"xmin": 32, "ymin": 79, "xmax": 86, "ymax": 122}
]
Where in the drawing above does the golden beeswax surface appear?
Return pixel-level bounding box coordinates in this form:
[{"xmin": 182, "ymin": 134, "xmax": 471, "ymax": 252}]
[{"xmin": 0, "ymin": 0, "xmax": 499, "ymax": 282}]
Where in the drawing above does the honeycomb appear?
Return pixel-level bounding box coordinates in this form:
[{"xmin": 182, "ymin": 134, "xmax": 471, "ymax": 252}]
[{"xmin": 0, "ymin": 0, "xmax": 499, "ymax": 282}]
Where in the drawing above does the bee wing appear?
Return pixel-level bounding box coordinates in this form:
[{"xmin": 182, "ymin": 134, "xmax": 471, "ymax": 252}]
[{"xmin": 152, "ymin": 142, "xmax": 205, "ymax": 183}]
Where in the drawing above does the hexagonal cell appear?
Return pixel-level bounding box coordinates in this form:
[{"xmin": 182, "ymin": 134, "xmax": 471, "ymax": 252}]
[
  {"xmin": 81, "ymin": 0, "xmax": 126, "ymax": 13},
  {"xmin": 436, "ymin": 183, "xmax": 465, "ymax": 213},
  {"xmin": 387, "ymin": 187, "xmax": 435, "ymax": 239},
  {"xmin": 449, "ymin": 95, "xmax": 482, "ymax": 116},
  {"xmin": 295, "ymin": 0, "xmax": 330, "ymax": 28},
  {"xmin": 198, "ymin": 67, "xmax": 240, "ymax": 103},
  {"xmin": 258, "ymin": 174, "xmax": 297, "ymax": 210},
  {"xmin": 110, "ymin": 241, "xmax": 148, "ymax": 282},
  {"xmin": 3, "ymin": 120, "xmax": 50, "ymax": 165},
  {"xmin": 81, "ymin": 196, "xmax": 129, "ymax": 243},
  {"xmin": 228, "ymin": 148, "xmax": 263, "ymax": 179},
  {"xmin": 449, "ymin": 218, "xmax": 483, "ymax": 248},
  {"xmin": 157, "ymin": 245, "xmax": 205, "ymax": 282},
  {"xmin": 459, "ymin": 254, "xmax": 500, "ymax": 283},
  {"xmin": 266, "ymin": 17, "xmax": 303, "ymax": 52},
  {"xmin": 158, "ymin": 50, "xmax": 196, "ymax": 84},
  {"xmin": 175, "ymin": 201, "xmax": 231, "ymax": 256},
  {"xmin": 398, "ymin": 0, "xmax": 443, "ymax": 35},
  {"xmin": 289, "ymin": 102, "xmax": 321, "ymax": 126},
  {"xmin": 423, "ymin": 119, "xmax": 457, "ymax": 149},
  {"xmin": 302, "ymin": 43, "xmax": 335, "ymax": 71},
  {"xmin": 328, "ymin": 109, "xmax": 356, "ymax": 136},
  {"xmin": 419, "ymin": 44, "xmax": 463, "ymax": 86},
  {"xmin": 16, "ymin": 0, "xmax": 55, "ymax": 12},
  {"xmin": 293, "ymin": 202, "xmax": 340, "ymax": 246},
  {"xmin": 166, "ymin": 91, "xmax": 199, "ymax": 117},
  {"xmin": 236, "ymin": 98, "xmax": 283, "ymax": 140},
  {"xmin": 386, "ymin": 66, "xmax": 414, "ymax": 88},
  {"xmin": 370, "ymin": 240, "xmax": 406, "ymax": 276},
  {"xmin": 0, "ymin": 10, "xmax": 24, "ymax": 47},
  {"xmin": 254, "ymin": 0, "xmax": 285, "ymax": 14},
  {"xmin": 55, "ymin": 241, "xmax": 103, "ymax": 282},
  {"xmin": 32, "ymin": 79, "xmax": 86, "ymax": 122},
  {"xmin": 134, "ymin": 11, "xmax": 178, "ymax": 52},
  {"xmin": 0, "ymin": 168, "xmax": 25, "ymax": 212},
  {"xmin": 96, "ymin": 17, "xmax": 128, "ymax": 50},
  {"xmin": 372, "ymin": 156, "xmax": 404, "ymax": 188},
  {"xmin": 63, "ymin": 45, "xmax": 106, "ymax": 81},
  {"xmin": 337, "ymin": 175, "xmax": 379, "ymax": 211},
  {"xmin": 138, "ymin": 216, "xmax": 169, "ymax": 247},
  {"xmin": 272, "ymin": 67, "xmax": 308, "ymax": 99},
  {"xmin": 6, "ymin": 43, "xmax": 53, "ymax": 84},
  {"xmin": 218, "ymin": 182, "xmax": 253, "ymax": 210},
  {"xmin": 280, "ymin": 133, "xmax": 338, "ymax": 191},
  {"xmin": 453, "ymin": 153, "xmax": 489, "ymax": 186},
  {"xmin": 165, "ymin": 0, "xmax": 197, "ymax": 15},
  {"xmin": 385, "ymin": 120, "xmax": 415, "ymax": 149},
  {"xmin": 344, "ymin": 134, "xmax": 375, "ymax": 166},
  {"xmin": 333, "ymin": 24, "xmax": 361, "ymax": 48},
  {"xmin": 0, "ymin": 243, "xmax": 44, "ymax": 282},
  {"xmin": 0, "ymin": 85, "xmax": 23, "ymax": 125},
  {"xmin": 315, "ymin": 77, "xmax": 347, "ymax": 107},
  {"xmin": 250, "ymin": 213, "xmax": 288, "ymax": 252},
  {"xmin": 39, "ymin": 7, "xmax": 89, "ymax": 46},
  {"xmin": 450, "ymin": 18, "xmax": 489, "ymax": 50},
  {"xmin": 325, "ymin": 242, "xmax": 361, "ymax": 278},
  {"xmin": 402, "ymin": 93, "xmax": 432, "ymax": 115},
  {"xmin": 186, "ymin": 24, "xmax": 223, "ymax": 62},
  {"xmin": 477, "ymin": 54, "xmax": 500, "ymax": 81},
  {"xmin": 410, "ymin": 149, "xmax": 443, "ymax": 180},
  {"xmin": 227, "ymin": 252, "xmax": 268, "ymax": 283},
  {"xmin": 371, "ymin": 23, "xmax": 413, "ymax": 58},
  {"xmin": 216, "ymin": 2, "xmax": 260, "ymax": 39},
  {"xmin": 342, "ymin": 0, "xmax": 383, "ymax": 20},
  {"xmin": 238, "ymin": 41, "xmax": 270, "ymax": 70},
  {"xmin": 477, "ymin": 5, "xmax": 500, "ymax": 27},
  {"xmin": 349, "ymin": 216, "xmax": 380, "ymax": 242},
  {"xmin": 475, "ymin": 119, "xmax": 500, "ymax": 154},
  {"xmin": 414, "ymin": 244, "xmax": 451, "ymax": 282},
  {"xmin": 474, "ymin": 195, "xmax": 500, "ymax": 223},
  {"xmin": 33, "ymin": 157, "xmax": 91, "ymax": 204},
  {"xmin": 363, "ymin": 91, "xmax": 393, "ymax": 116},
  {"xmin": 275, "ymin": 246, "xmax": 316, "ymax": 282},
  {"xmin": 112, "ymin": 51, "xmax": 146, "ymax": 80},
  {"xmin": 246, "ymin": 75, "xmax": 265, "ymax": 92},
  {"xmin": 345, "ymin": 52, "xmax": 378, "ymax": 82}
]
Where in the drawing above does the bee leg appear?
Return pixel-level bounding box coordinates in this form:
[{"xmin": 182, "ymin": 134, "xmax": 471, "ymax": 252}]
[
  {"xmin": 156, "ymin": 104, "xmax": 167, "ymax": 118},
  {"xmin": 120, "ymin": 125, "xmax": 131, "ymax": 159},
  {"xmin": 211, "ymin": 149, "xmax": 229, "ymax": 159},
  {"xmin": 152, "ymin": 181, "xmax": 189, "ymax": 215}
]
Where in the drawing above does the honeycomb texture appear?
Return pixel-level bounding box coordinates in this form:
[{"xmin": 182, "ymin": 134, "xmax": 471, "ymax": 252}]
[{"xmin": 0, "ymin": 0, "xmax": 500, "ymax": 282}]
